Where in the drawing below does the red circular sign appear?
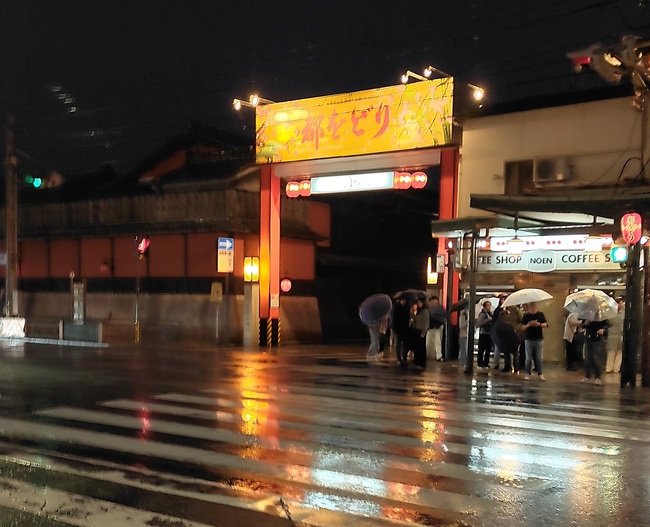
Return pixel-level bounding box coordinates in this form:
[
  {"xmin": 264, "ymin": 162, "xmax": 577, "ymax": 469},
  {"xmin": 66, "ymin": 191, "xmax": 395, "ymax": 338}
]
[
  {"xmin": 621, "ymin": 212, "xmax": 643, "ymax": 244},
  {"xmin": 280, "ymin": 278, "xmax": 292, "ymax": 293}
]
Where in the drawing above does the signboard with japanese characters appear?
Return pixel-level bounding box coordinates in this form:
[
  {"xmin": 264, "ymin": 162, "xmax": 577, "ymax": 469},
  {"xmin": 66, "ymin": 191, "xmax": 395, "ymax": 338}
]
[
  {"xmin": 255, "ymin": 79, "xmax": 454, "ymax": 164},
  {"xmin": 620, "ymin": 212, "xmax": 643, "ymax": 244}
]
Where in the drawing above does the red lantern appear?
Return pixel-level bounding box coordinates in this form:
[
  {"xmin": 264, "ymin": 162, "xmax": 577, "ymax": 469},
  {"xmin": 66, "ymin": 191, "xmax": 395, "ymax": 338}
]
[
  {"xmin": 411, "ymin": 171, "xmax": 428, "ymax": 189},
  {"xmin": 393, "ymin": 172, "xmax": 412, "ymax": 190},
  {"xmin": 298, "ymin": 180, "xmax": 311, "ymax": 197},
  {"xmin": 285, "ymin": 181, "xmax": 300, "ymax": 198},
  {"xmin": 280, "ymin": 278, "xmax": 292, "ymax": 293},
  {"xmin": 621, "ymin": 212, "xmax": 643, "ymax": 244}
]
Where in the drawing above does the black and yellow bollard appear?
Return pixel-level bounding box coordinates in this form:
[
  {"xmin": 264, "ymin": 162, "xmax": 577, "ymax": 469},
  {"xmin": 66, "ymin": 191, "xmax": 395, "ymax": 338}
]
[
  {"xmin": 259, "ymin": 318, "xmax": 268, "ymax": 346},
  {"xmin": 271, "ymin": 318, "xmax": 280, "ymax": 347}
]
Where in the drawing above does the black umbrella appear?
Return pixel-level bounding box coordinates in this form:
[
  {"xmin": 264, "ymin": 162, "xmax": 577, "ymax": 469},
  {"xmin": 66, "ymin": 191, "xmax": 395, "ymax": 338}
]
[
  {"xmin": 393, "ymin": 289, "xmax": 427, "ymax": 302},
  {"xmin": 449, "ymin": 298, "xmax": 469, "ymax": 312},
  {"xmin": 359, "ymin": 294, "xmax": 393, "ymax": 327},
  {"xmin": 428, "ymin": 303, "xmax": 448, "ymax": 326}
]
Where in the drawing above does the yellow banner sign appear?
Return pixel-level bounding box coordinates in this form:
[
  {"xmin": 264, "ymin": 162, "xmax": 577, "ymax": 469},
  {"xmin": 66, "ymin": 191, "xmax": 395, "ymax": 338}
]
[{"xmin": 255, "ymin": 79, "xmax": 454, "ymax": 164}]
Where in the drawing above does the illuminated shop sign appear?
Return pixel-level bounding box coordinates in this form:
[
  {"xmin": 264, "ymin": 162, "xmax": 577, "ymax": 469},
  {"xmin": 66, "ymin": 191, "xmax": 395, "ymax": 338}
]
[
  {"xmin": 256, "ymin": 79, "xmax": 454, "ymax": 164},
  {"xmin": 311, "ymin": 171, "xmax": 394, "ymax": 194},
  {"xmin": 490, "ymin": 235, "xmax": 610, "ymax": 252},
  {"xmin": 285, "ymin": 171, "xmax": 428, "ymax": 197},
  {"xmin": 478, "ymin": 250, "xmax": 623, "ymax": 273}
]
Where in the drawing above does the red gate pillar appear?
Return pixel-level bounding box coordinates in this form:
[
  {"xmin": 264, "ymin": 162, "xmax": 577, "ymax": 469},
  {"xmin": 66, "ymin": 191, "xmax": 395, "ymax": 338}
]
[
  {"xmin": 259, "ymin": 165, "xmax": 281, "ymax": 346},
  {"xmin": 438, "ymin": 147, "xmax": 460, "ymax": 312}
]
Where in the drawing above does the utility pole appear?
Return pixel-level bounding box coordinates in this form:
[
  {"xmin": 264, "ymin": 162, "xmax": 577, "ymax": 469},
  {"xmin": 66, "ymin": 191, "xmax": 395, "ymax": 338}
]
[
  {"xmin": 621, "ymin": 241, "xmax": 643, "ymax": 387},
  {"xmin": 4, "ymin": 115, "xmax": 18, "ymax": 317}
]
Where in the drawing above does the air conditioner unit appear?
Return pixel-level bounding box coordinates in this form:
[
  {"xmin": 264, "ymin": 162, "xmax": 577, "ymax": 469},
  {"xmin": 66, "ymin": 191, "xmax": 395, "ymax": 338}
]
[{"xmin": 533, "ymin": 157, "xmax": 573, "ymax": 186}]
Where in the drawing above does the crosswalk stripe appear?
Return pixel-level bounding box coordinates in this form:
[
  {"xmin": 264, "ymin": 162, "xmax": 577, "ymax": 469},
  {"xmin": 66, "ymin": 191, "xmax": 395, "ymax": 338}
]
[
  {"xmin": 0, "ymin": 475, "xmax": 214, "ymax": 527},
  {"xmin": 97, "ymin": 398, "xmax": 606, "ymax": 472},
  {"xmin": 150, "ymin": 392, "xmax": 634, "ymax": 452},
  {"xmin": 35, "ymin": 406, "xmax": 550, "ymax": 487},
  {"xmin": 204, "ymin": 380, "xmax": 650, "ymax": 435},
  {"xmin": 191, "ymin": 384, "xmax": 650, "ymax": 438},
  {"xmin": 0, "ymin": 447, "xmax": 411, "ymax": 527},
  {"xmin": 0, "ymin": 416, "xmax": 497, "ymax": 516}
]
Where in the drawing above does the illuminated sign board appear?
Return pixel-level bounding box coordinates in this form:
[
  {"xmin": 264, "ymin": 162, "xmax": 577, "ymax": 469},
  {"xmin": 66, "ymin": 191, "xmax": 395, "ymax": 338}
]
[
  {"xmin": 310, "ymin": 171, "xmax": 394, "ymax": 194},
  {"xmin": 285, "ymin": 171, "xmax": 428, "ymax": 197},
  {"xmin": 477, "ymin": 250, "xmax": 622, "ymax": 273},
  {"xmin": 490, "ymin": 235, "xmax": 610, "ymax": 252},
  {"xmin": 256, "ymin": 79, "xmax": 454, "ymax": 164}
]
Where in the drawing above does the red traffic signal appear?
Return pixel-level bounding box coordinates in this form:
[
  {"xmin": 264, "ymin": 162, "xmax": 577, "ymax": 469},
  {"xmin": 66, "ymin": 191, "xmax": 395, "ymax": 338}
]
[{"xmin": 137, "ymin": 236, "xmax": 150, "ymax": 258}]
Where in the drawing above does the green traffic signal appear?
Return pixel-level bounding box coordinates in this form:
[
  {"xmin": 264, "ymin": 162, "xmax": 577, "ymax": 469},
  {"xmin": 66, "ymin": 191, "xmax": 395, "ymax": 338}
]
[
  {"xmin": 23, "ymin": 174, "xmax": 43, "ymax": 188},
  {"xmin": 610, "ymin": 246, "xmax": 628, "ymax": 263}
]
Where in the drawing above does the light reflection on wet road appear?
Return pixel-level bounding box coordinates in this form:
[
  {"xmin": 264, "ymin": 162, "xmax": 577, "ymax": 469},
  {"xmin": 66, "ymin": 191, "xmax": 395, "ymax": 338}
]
[{"xmin": 0, "ymin": 341, "xmax": 649, "ymax": 526}]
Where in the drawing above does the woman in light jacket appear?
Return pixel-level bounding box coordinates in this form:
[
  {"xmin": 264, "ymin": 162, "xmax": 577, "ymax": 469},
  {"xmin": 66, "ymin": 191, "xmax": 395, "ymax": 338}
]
[{"xmin": 606, "ymin": 299, "xmax": 624, "ymax": 373}]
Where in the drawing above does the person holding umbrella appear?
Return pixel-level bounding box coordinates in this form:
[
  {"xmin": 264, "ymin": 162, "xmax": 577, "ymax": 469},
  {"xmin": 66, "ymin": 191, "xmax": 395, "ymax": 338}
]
[
  {"xmin": 410, "ymin": 298, "xmax": 430, "ymax": 370},
  {"xmin": 426, "ymin": 296, "xmax": 447, "ymax": 361},
  {"xmin": 605, "ymin": 299, "xmax": 624, "ymax": 373},
  {"xmin": 476, "ymin": 301, "xmax": 494, "ymax": 369},
  {"xmin": 491, "ymin": 309, "xmax": 521, "ymax": 375},
  {"xmin": 521, "ymin": 302, "xmax": 548, "ymax": 381},
  {"xmin": 581, "ymin": 318, "xmax": 609, "ymax": 385},
  {"xmin": 563, "ymin": 289, "xmax": 619, "ymax": 383},
  {"xmin": 391, "ymin": 296, "xmax": 412, "ymax": 368}
]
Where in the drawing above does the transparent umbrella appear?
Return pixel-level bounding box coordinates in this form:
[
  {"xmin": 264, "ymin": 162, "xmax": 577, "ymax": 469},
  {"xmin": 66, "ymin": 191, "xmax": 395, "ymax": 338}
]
[
  {"xmin": 502, "ymin": 288, "xmax": 553, "ymax": 308},
  {"xmin": 564, "ymin": 289, "xmax": 619, "ymax": 321}
]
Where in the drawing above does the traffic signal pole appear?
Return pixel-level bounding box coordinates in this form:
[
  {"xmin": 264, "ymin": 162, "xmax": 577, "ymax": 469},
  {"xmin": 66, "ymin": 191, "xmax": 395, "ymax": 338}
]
[{"xmin": 4, "ymin": 115, "xmax": 18, "ymax": 317}]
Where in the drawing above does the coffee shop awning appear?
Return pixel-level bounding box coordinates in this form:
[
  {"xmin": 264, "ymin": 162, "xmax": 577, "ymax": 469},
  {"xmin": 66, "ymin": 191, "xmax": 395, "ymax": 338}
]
[
  {"xmin": 430, "ymin": 214, "xmax": 544, "ymax": 238},
  {"xmin": 470, "ymin": 192, "xmax": 650, "ymax": 221}
]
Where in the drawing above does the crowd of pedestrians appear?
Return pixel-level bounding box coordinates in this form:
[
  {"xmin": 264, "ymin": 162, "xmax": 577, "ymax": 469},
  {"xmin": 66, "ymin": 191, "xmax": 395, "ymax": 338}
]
[{"xmin": 362, "ymin": 290, "xmax": 625, "ymax": 385}]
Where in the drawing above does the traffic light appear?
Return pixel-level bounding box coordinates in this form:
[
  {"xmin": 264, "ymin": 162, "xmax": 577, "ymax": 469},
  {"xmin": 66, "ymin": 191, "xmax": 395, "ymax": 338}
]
[
  {"xmin": 24, "ymin": 174, "xmax": 43, "ymax": 188},
  {"xmin": 137, "ymin": 236, "xmax": 150, "ymax": 259},
  {"xmin": 610, "ymin": 245, "xmax": 628, "ymax": 263}
]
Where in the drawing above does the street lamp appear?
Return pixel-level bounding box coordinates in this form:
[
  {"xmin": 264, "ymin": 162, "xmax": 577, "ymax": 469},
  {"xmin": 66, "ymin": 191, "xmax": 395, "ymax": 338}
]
[
  {"xmin": 233, "ymin": 95, "xmax": 275, "ymax": 111},
  {"xmin": 423, "ymin": 65, "xmax": 485, "ymax": 101},
  {"xmin": 243, "ymin": 256, "xmax": 260, "ymax": 348},
  {"xmin": 243, "ymin": 257, "xmax": 260, "ymax": 283},
  {"xmin": 507, "ymin": 213, "xmax": 524, "ymax": 255},
  {"xmin": 401, "ymin": 70, "xmax": 427, "ymax": 83},
  {"xmin": 427, "ymin": 256, "xmax": 439, "ymax": 285}
]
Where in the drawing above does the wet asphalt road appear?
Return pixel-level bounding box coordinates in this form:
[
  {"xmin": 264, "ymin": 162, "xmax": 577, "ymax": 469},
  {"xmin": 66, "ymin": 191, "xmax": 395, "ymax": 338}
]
[{"xmin": 0, "ymin": 340, "xmax": 649, "ymax": 527}]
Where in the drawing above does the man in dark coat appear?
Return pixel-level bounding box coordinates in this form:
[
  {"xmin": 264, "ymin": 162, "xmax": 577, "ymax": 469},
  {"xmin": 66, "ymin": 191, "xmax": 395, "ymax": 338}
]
[
  {"xmin": 582, "ymin": 319, "xmax": 609, "ymax": 385},
  {"xmin": 491, "ymin": 309, "xmax": 521, "ymax": 374},
  {"xmin": 391, "ymin": 297, "xmax": 411, "ymax": 368}
]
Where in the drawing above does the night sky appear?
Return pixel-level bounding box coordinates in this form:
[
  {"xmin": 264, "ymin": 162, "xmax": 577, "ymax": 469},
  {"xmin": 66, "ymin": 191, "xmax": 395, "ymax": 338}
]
[{"xmin": 1, "ymin": 1, "xmax": 648, "ymax": 175}]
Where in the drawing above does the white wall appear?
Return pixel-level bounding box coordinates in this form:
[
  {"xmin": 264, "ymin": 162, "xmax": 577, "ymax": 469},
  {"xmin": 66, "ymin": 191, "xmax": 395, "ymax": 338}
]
[{"xmin": 458, "ymin": 97, "xmax": 646, "ymax": 217}]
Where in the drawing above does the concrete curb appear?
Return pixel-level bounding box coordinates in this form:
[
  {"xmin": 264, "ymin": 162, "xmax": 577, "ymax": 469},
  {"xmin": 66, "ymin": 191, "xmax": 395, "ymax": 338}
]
[{"xmin": 0, "ymin": 337, "xmax": 109, "ymax": 348}]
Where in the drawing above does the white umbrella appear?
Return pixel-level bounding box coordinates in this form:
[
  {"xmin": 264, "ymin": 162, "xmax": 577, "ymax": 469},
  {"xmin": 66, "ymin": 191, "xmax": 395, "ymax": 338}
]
[
  {"xmin": 564, "ymin": 289, "xmax": 619, "ymax": 321},
  {"xmin": 475, "ymin": 297, "xmax": 499, "ymax": 318},
  {"xmin": 502, "ymin": 288, "xmax": 553, "ymax": 308}
]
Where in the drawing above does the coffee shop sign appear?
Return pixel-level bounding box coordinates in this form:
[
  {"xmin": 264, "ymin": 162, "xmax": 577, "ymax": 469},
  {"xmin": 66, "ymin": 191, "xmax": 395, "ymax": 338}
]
[{"xmin": 478, "ymin": 250, "xmax": 621, "ymax": 273}]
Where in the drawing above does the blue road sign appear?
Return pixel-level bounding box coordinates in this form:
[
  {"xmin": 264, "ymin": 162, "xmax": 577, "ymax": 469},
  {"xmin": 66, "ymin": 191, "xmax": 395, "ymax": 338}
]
[
  {"xmin": 218, "ymin": 237, "xmax": 234, "ymax": 251},
  {"xmin": 217, "ymin": 237, "xmax": 234, "ymax": 273}
]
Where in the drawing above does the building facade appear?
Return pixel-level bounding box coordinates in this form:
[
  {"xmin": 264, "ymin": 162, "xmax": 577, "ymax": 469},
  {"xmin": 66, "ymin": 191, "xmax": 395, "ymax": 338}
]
[{"xmin": 454, "ymin": 95, "xmax": 649, "ymax": 364}]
